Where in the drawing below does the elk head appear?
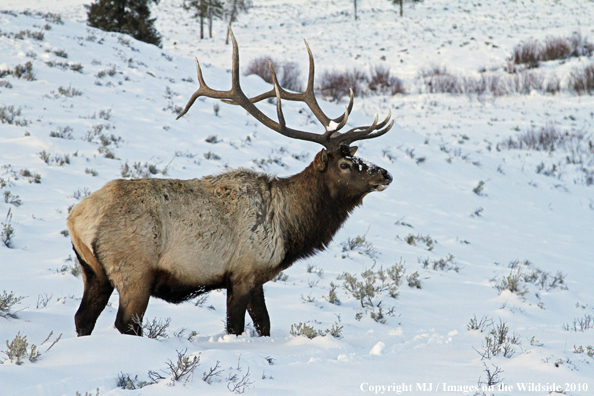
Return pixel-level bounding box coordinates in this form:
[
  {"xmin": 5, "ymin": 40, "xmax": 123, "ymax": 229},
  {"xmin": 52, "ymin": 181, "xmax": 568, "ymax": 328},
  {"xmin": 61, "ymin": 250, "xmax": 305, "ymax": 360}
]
[
  {"xmin": 177, "ymin": 30, "xmax": 394, "ymax": 201},
  {"xmin": 311, "ymin": 145, "xmax": 393, "ymax": 205}
]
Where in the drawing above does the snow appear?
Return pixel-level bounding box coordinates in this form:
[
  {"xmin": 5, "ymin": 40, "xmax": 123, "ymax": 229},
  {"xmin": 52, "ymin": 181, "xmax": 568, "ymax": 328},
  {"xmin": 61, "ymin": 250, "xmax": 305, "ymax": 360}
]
[
  {"xmin": 326, "ymin": 120, "xmax": 340, "ymax": 133},
  {"xmin": 1, "ymin": 0, "xmax": 594, "ymax": 395}
]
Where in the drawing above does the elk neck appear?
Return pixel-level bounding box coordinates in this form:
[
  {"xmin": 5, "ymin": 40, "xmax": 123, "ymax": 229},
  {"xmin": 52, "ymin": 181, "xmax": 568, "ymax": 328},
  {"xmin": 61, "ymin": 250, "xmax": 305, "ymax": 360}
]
[{"xmin": 272, "ymin": 161, "xmax": 361, "ymax": 269}]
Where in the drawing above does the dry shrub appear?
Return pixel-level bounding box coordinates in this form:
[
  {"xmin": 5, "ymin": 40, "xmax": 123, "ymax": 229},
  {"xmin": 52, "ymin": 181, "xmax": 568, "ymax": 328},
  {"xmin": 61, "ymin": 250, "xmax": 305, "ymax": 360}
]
[
  {"xmin": 244, "ymin": 57, "xmax": 302, "ymax": 92},
  {"xmin": 422, "ymin": 65, "xmax": 462, "ymax": 94},
  {"xmin": 347, "ymin": 68, "xmax": 368, "ymax": 96},
  {"xmin": 318, "ymin": 68, "xmax": 367, "ymax": 101},
  {"xmin": 545, "ymin": 75, "xmax": 561, "ymax": 94},
  {"xmin": 463, "ymin": 74, "xmax": 506, "ymax": 97},
  {"xmin": 505, "ymin": 70, "xmax": 544, "ymax": 94},
  {"xmin": 420, "ymin": 64, "xmax": 448, "ymax": 78},
  {"xmin": 504, "ymin": 60, "xmax": 520, "ymax": 74},
  {"xmin": 568, "ymin": 62, "xmax": 594, "ymax": 95},
  {"xmin": 512, "ymin": 40, "xmax": 541, "ymax": 68},
  {"xmin": 568, "ymin": 32, "xmax": 594, "ymax": 57},
  {"xmin": 500, "ymin": 124, "xmax": 568, "ymax": 151},
  {"xmin": 513, "ymin": 33, "xmax": 594, "ymax": 66},
  {"xmin": 427, "ymin": 74, "xmax": 462, "ymax": 94},
  {"xmin": 542, "ymin": 37, "xmax": 572, "ymax": 61},
  {"xmin": 499, "ymin": 125, "xmax": 594, "ymax": 185},
  {"xmin": 369, "ymin": 65, "xmax": 405, "ymax": 95},
  {"xmin": 486, "ymin": 75, "xmax": 507, "ymax": 96},
  {"xmin": 244, "ymin": 56, "xmax": 280, "ymax": 85},
  {"xmin": 280, "ymin": 61, "xmax": 302, "ymax": 92}
]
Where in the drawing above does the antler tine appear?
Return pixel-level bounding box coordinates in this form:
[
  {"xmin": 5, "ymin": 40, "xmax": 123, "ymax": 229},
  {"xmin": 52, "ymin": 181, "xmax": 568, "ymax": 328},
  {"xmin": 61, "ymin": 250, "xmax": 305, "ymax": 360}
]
[
  {"xmin": 230, "ymin": 29, "xmax": 242, "ymax": 91},
  {"xmin": 269, "ymin": 60, "xmax": 287, "ymax": 130},
  {"xmin": 369, "ymin": 108, "xmax": 392, "ymax": 130},
  {"xmin": 176, "ymin": 39, "xmax": 242, "ymax": 121},
  {"xmin": 332, "ymin": 109, "xmax": 394, "ymax": 147},
  {"xmin": 355, "ymin": 119, "xmax": 395, "ymax": 141},
  {"xmin": 175, "ymin": 57, "xmax": 208, "ymax": 120},
  {"xmin": 302, "ymin": 40, "xmax": 352, "ymax": 129}
]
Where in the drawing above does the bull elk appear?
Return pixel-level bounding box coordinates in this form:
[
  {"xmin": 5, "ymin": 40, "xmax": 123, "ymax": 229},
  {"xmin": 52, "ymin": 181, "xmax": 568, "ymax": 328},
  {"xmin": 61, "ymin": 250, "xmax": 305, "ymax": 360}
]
[{"xmin": 67, "ymin": 31, "xmax": 393, "ymax": 337}]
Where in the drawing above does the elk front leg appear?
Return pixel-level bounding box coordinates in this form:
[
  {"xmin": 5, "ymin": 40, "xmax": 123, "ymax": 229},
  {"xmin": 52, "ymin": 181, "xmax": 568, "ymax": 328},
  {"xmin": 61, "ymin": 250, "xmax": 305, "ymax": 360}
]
[
  {"xmin": 114, "ymin": 280, "xmax": 152, "ymax": 336},
  {"xmin": 247, "ymin": 284, "xmax": 270, "ymax": 337},
  {"xmin": 226, "ymin": 281, "xmax": 254, "ymax": 336}
]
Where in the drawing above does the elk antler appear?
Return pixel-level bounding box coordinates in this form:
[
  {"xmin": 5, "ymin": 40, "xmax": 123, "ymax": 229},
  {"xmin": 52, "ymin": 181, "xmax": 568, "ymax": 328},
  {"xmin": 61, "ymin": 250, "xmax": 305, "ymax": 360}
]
[{"xmin": 176, "ymin": 30, "xmax": 393, "ymax": 151}]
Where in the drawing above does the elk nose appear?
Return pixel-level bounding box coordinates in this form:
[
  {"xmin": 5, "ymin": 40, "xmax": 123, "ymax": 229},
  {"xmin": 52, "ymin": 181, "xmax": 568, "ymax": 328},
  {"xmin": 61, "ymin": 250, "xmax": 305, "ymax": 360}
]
[{"xmin": 383, "ymin": 169, "xmax": 393, "ymax": 184}]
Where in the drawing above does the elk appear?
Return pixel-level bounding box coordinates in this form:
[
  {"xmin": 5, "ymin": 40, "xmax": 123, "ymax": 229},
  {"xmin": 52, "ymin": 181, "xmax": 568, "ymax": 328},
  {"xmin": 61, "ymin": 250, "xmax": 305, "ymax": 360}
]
[{"xmin": 67, "ymin": 31, "xmax": 393, "ymax": 337}]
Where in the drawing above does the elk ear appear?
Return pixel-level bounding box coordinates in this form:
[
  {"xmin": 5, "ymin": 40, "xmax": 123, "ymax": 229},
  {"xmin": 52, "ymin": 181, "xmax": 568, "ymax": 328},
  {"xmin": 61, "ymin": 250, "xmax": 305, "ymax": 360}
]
[
  {"xmin": 314, "ymin": 149, "xmax": 328, "ymax": 172},
  {"xmin": 349, "ymin": 146, "xmax": 358, "ymax": 156}
]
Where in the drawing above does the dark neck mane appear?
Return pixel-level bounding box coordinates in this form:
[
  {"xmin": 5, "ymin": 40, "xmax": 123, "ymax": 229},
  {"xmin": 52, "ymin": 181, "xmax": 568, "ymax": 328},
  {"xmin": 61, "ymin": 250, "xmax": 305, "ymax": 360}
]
[{"xmin": 273, "ymin": 163, "xmax": 361, "ymax": 269}]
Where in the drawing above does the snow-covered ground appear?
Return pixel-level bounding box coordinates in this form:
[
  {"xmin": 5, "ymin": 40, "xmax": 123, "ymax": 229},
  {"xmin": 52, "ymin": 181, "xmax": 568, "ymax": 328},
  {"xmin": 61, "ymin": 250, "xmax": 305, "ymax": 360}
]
[{"xmin": 1, "ymin": 1, "xmax": 593, "ymax": 395}]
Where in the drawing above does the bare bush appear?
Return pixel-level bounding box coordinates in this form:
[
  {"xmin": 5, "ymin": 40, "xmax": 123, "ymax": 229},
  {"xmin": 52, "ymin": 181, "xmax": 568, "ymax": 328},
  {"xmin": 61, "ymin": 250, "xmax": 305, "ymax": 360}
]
[
  {"xmin": 290, "ymin": 322, "xmax": 343, "ymax": 339},
  {"xmin": 568, "ymin": 62, "xmax": 594, "ymax": 95},
  {"xmin": 419, "ymin": 254, "xmax": 459, "ymax": 272},
  {"xmin": 541, "ymin": 37, "xmax": 573, "ymax": 61},
  {"xmin": 127, "ymin": 315, "xmax": 171, "ymax": 338},
  {"xmin": 227, "ymin": 366, "xmax": 254, "ymax": 394},
  {"xmin": 422, "ymin": 66, "xmax": 462, "ymax": 94},
  {"xmin": 202, "ymin": 361, "xmax": 223, "ymax": 384},
  {"xmin": 479, "ymin": 363, "xmax": 504, "ymax": 388},
  {"xmin": 50, "ymin": 126, "xmax": 74, "ymax": 139},
  {"xmin": 120, "ymin": 161, "xmax": 161, "ymax": 178},
  {"xmin": 492, "ymin": 260, "xmax": 567, "ymax": 295},
  {"xmin": 0, "ymin": 105, "xmax": 29, "ymax": 126},
  {"xmin": 512, "ymin": 40, "xmax": 541, "ymax": 68},
  {"xmin": 568, "ymin": 32, "xmax": 594, "ymax": 57},
  {"xmin": 468, "ymin": 315, "xmax": 492, "ymax": 332},
  {"xmin": 512, "ymin": 33, "xmax": 593, "ymax": 66},
  {"xmin": 463, "ymin": 74, "xmax": 506, "ymax": 97},
  {"xmin": 474, "ymin": 319, "xmax": 521, "ymax": 360},
  {"xmin": 0, "ymin": 61, "xmax": 36, "ymax": 81},
  {"xmin": 244, "ymin": 56, "xmax": 280, "ymax": 84},
  {"xmin": 545, "ymin": 74, "xmax": 561, "ymax": 94},
  {"xmin": 369, "ymin": 65, "xmax": 405, "ymax": 95},
  {"xmin": 280, "ymin": 61, "xmax": 302, "ymax": 92},
  {"xmin": 142, "ymin": 316, "xmax": 171, "ymax": 339},
  {"xmin": 500, "ymin": 124, "xmax": 569, "ymax": 151},
  {"xmin": 563, "ymin": 314, "xmax": 594, "ymax": 332},
  {"xmin": 244, "ymin": 57, "xmax": 302, "ymax": 91},
  {"xmin": 503, "ymin": 60, "xmax": 520, "ymax": 74},
  {"xmin": 0, "ymin": 290, "xmax": 24, "ymax": 318},
  {"xmin": 117, "ymin": 373, "xmax": 149, "ymax": 389},
  {"xmin": 337, "ymin": 264, "xmax": 403, "ymax": 308},
  {"xmin": 318, "ymin": 68, "xmax": 367, "ymax": 101},
  {"xmin": 165, "ymin": 349, "xmax": 200, "ymax": 383},
  {"xmin": 57, "ymin": 85, "xmax": 83, "ymax": 97},
  {"xmin": 2, "ymin": 331, "xmax": 61, "ymax": 365},
  {"xmin": 505, "ymin": 70, "xmax": 544, "ymax": 94},
  {"xmin": 1, "ymin": 208, "xmax": 15, "ymax": 248},
  {"xmin": 500, "ymin": 124, "xmax": 594, "ymax": 185}
]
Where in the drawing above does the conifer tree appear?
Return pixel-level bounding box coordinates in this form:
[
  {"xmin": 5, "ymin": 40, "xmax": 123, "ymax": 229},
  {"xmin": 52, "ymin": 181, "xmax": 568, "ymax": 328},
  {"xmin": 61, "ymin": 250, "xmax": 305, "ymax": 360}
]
[{"xmin": 86, "ymin": 0, "xmax": 162, "ymax": 47}]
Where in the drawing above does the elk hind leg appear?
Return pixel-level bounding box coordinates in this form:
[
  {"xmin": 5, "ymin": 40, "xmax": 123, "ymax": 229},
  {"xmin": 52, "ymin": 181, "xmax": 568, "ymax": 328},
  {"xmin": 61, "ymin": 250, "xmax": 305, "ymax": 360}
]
[
  {"xmin": 247, "ymin": 284, "xmax": 270, "ymax": 337},
  {"xmin": 74, "ymin": 247, "xmax": 114, "ymax": 336}
]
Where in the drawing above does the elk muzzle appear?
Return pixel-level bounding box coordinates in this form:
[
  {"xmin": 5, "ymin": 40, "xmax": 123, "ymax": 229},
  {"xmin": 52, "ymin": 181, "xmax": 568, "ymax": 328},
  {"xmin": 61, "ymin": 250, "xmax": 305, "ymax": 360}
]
[{"xmin": 370, "ymin": 168, "xmax": 392, "ymax": 191}]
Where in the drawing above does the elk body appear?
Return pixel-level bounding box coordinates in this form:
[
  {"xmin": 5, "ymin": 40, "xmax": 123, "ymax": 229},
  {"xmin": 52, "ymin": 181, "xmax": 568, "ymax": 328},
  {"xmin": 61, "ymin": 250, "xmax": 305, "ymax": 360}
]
[{"xmin": 68, "ymin": 32, "xmax": 393, "ymax": 337}]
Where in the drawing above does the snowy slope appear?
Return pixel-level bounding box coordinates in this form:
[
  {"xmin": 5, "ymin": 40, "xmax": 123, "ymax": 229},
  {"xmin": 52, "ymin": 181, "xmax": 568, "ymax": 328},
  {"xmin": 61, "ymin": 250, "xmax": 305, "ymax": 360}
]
[{"xmin": 1, "ymin": 1, "xmax": 594, "ymax": 395}]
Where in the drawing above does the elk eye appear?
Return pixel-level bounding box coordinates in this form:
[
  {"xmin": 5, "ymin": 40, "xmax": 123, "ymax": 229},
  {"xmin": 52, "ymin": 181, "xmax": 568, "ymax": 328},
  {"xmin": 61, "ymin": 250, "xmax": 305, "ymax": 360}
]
[{"xmin": 340, "ymin": 162, "xmax": 351, "ymax": 170}]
